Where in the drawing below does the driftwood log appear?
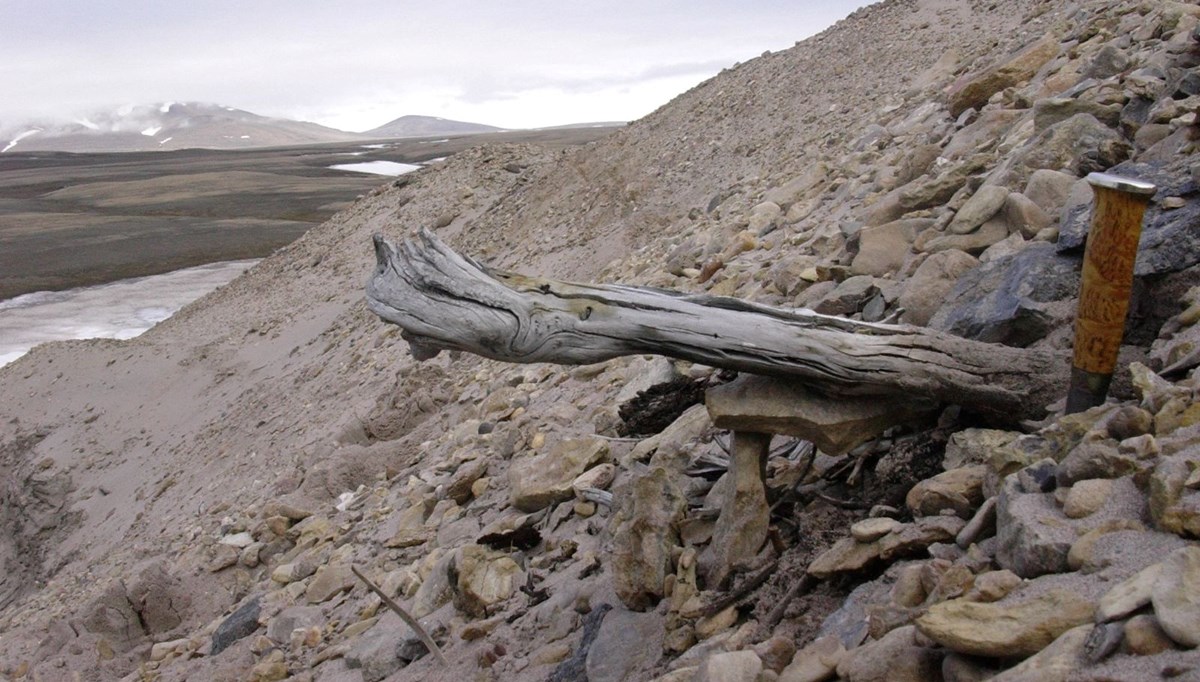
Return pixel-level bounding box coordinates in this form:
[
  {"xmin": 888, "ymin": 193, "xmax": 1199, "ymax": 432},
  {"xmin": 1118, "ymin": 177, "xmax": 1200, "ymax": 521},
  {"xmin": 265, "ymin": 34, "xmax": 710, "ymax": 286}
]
[{"xmin": 366, "ymin": 230, "xmax": 1068, "ymax": 422}]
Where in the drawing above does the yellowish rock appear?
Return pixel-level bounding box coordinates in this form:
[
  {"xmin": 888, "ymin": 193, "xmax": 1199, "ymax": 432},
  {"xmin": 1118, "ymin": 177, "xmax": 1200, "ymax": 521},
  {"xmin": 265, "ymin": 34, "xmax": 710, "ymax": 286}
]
[
  {"xmin": 696, "ymin": 605, "xmax": 738, "ymax": 640},
  {"xmin": 915, "ymin": 588, "xmax": 1095, "ymax": 658}
]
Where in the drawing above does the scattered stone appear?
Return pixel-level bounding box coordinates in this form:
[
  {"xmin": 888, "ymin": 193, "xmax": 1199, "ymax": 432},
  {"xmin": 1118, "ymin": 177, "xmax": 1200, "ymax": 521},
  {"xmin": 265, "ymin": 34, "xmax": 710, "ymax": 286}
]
[
  {"xmin": 306, "ymin": 563, "xmax": 355, "ymax": 604},
  {"xmin": 813, "ymin": 275, "xmax": 879, "ymax": 316},
  {"xmin": 944, "ymin": 429, "xmax": 1019, "ymax": 470},
  {"xmin": 949, "ymin": 185, "xmax": 1009, "ymax": 235},
  {"xmin": 445, "ymin": 458, "xmax": 488, "ymax": 504},
  {"xmin": 779, "ymin": 635, "xmax": 845, "ymax": 682},
  {"xmin": 700, "ymin": 431, "xmax": 770, "ymax": 586},
  {"xmin": 1002, "ymin": 192, "xmax": 1053, "ymax": 239},
  {"xmin": 1023, "ymin": 169, "xmax": 1078, "ymax": 217},
  {"xmin": 149, "ymin": 637, "xmax": 190, "ymax": 662},
  {"xmin": 271, "ymin": 558, "xmax": 317, "ymax": 584},
  {"xmin": 834, "ymin": 625, "xmax": 943, "ymax": 682},
  {"xmin": 948, "ymin": 34, "xmax": 1060, "ymax": 116},
  {"xmin": 851, "ymin": 517, "xmax": 902, "ymax": 543},
  {"xmin": 906, "ymin": 465, "xmax": 986, "ymax": 519},
  {"xmin": 897, "ymin": 250, "xmax": 980, "ymax": 326},
  {"xmin": 211, "ymin": 596, "xmax": 263, "ymax": 656},
  {"xmin": 510, "ymin": 437, "xmax": 610, "ymax": 512},
  {"xmin": 1056, "ymin": 437, "xmax": 1140, "ymax": 487},
  {"xmin": 573, "ymin": 463, "xmax": 616, "ymax": 496},
  {"xmin": 219, "ymin": 531, "xmax": 254, "ymax": 548},
  {"xmin": 851, "ymin": 219, "xmax": 929, "ymax": 276},
  {"xmin": 920, "ymin": 215, "xmax": 1009, "ymax": 254},
  {"xmin": 697, "ymin": 650, "xmax": 763, "ymax": 682},
  {"xmin": 454, "ymin": 544, "xmax": 520, "ymax": 617},
  {"xmin": 941, "ymin": 652, "xmax": 1004, "ymax": 682},
  {"xmin": 411, "ymin": 554, "xmax": 456, "ymax": 621},
  {"xmin": 996, "ymin": 474, "xmax": 1076, "ymax": 578},
  {"xmin": 1083, "ymin": 621, "xmax": 1125, "ymax": 663},
  {"xmin": 1151, "ymin": 546, "xmax": 1200, "ymax": 647},
  {"xmin": 1033, "ymin": 97, "xmax": 1123, "ymax": 131},
  {"xmin": 809, "ymin": 537, "xmax": 884, "ymax": 579},
  {"xmin": 915, "ymin": 588, "xmax": 1095, "ymax": 658},
  {"xmin": 879, "ymin": 515, "xmax": 966, "ymax": 560},
  {"xmin": 696, "ymin": 605, "xmax": 738, "ymax": 640},
  {"xmin": 987, "ymin": 624, "xmax": 1090, "ymax": 682},
  {"xmin": 754, "ymin": 635, "xmax": 797, "ymax": 674},
  {"xmin": 1123, "ymin": 614, "xmax": 1176, "ymax": 655},
  {"xmin": 383, "ymin": 500, "xmax": 434, "ymax": 548},
  {"xmin": 209, "ymin": 543, "xmax": 240, "ymax": 572},
  {"xmin": 1063, "ymin": 479, "xmax": 1113, "ymax": 519},
  {"xmin": 1097, "ymin": 562, "xmax": 1161, "ymax": 622},
  {"xmin": 890, "ymin": 563, "xmax": 928, "ymax": 608},
  {"xmin": 610, "ymin": 465, "xmax": 687, "ymax": 610},
  {"xmin": 1067, "ymin": 524, "xmax": 1158, "ymax": 573},
  {"xmin": 966, "ymin": 569, "xmax": 1022, "ymax": 603},
  {"xmin": 263, "ymin": 499, "xmax": 313, "ymax": 521},
  {"xmin": 955, "ymin": 496, "xmax": 998, "ymax": 549},
  {"xmin": 584, "ymin": 607, "xmax": 665, "ymax": 682},
  {"xmin": 1003, "ymin": 113, "xmax": 1132, "ymax": 188},
  {"xmin": 249, "ymin": 649, "xmax": 288, "ymax": 682},
  {"xmin": 1149, "ymin": 449, "xmax": 1200, "ymax": 538},
  {"xmin": 344, "ymin": 609, "xmax": 438, "ymax": 682},
  {"xmin": 267, "ymin": 605, "xmax": 323, "ymax": 643}
]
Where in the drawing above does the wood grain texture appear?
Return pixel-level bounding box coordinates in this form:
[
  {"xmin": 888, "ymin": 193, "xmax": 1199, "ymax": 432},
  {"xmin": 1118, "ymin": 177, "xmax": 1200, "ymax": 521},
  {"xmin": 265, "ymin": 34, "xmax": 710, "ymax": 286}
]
[
  {"xmin": 366, "ymin": 229, "xmax": 1067, "ymax": 422},
  {"xmin": 1073, "ymin": 186, "xmax": 1153, "ymax": 374}
]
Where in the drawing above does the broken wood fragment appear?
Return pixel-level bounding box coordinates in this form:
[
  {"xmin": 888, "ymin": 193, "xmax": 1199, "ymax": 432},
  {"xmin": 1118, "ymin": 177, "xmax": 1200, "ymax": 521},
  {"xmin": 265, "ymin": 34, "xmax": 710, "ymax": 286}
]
[{"xmin": 351, "ymin": 564, "xmax": 448, "ymax": 666}]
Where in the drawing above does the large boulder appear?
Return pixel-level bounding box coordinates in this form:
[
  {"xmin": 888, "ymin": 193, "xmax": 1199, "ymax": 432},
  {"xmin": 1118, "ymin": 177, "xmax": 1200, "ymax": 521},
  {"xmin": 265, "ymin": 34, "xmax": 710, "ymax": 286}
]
[
  {"xmin": 1058, "ymin": 159, "xmax": 1200, "ymax": 277},
  {"xmin": 930, "ymin": 242, "xmax": 1079, "ymax": 346},
  {"xmin": 992, "ymin": 113, "xmax": 1132, "ymax": 190},
  {"xmin": 898, "ymin": 249, "xmax": 980, "ymax": 326}
]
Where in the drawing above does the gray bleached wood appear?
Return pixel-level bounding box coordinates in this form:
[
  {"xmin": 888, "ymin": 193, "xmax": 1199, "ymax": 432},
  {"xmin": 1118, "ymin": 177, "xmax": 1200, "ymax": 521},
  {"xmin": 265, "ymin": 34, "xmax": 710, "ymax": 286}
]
[{"xmin": 366, "ymin": 229, "xmax": 1066, "ymax": 422}]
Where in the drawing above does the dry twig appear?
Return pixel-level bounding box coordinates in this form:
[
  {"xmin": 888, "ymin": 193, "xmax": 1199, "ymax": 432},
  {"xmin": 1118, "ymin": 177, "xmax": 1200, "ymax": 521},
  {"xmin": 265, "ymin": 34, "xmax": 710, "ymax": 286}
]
[{"xmin": 351, "ymin": 564, "xmax": 448, "ymax": 666}]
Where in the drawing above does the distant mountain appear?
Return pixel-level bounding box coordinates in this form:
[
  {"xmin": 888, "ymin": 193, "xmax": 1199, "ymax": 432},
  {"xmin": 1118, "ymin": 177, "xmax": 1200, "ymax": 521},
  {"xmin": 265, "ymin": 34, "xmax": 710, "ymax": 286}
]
[
  {"xmin": 532, "ymin": 121, "xmax": 626, "ymax": 131},
  {"xmin": 363, "ymin": 115, "xmax": 503, "ymax": 139},
  {"xmin": 0, "ymin": 102, "xmax": 360, "ymax": 153}
]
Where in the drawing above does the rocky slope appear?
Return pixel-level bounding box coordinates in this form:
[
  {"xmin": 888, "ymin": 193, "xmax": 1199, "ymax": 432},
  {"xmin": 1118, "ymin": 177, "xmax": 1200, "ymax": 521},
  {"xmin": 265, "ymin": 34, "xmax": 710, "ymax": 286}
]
[{"xmin": 1, "ymin": 0, "xmax": 1199, "ymax": 681}]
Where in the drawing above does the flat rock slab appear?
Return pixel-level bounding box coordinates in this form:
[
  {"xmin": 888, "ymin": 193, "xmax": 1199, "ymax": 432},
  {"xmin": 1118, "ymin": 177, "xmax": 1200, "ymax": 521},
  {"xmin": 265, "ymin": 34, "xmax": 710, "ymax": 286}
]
[
  {"xmin": 706, "ymin": 375, "xmax": 935, "ymax": 455},
  {"xmin": 916, "ymin": 588, "xmax": 1095, "ymax": 658},
  {"xmin": 1152, "ymin": 546, "xmax": 1200, "ymax": 647}
]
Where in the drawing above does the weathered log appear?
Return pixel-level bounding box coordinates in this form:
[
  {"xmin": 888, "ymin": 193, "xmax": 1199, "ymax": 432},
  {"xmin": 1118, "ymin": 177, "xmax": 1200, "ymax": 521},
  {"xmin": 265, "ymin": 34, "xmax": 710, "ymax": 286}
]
[{"xmin": 366, "ymin": 229, "xmax": 1068, "ymax": 422}]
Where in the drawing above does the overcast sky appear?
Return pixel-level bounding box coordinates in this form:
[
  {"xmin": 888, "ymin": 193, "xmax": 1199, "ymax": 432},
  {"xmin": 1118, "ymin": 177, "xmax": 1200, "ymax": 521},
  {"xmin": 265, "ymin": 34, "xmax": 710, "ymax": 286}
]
[{"xmin": 2, "ymin": 1, "xmax": 872, "ymax": 133}]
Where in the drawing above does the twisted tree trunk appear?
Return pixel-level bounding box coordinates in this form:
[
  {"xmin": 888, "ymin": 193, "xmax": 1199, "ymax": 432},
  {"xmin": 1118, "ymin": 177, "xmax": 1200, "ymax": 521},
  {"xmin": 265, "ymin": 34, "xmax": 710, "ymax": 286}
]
[{"xmin": 366, "ymin": 229, "xmax": 1067, "ymax": 422}]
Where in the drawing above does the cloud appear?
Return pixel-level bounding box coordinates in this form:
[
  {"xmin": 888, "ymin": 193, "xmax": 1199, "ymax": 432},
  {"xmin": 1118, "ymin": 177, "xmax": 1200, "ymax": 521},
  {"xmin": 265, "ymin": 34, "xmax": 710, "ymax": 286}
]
[{"xmin": 0, "ymin": 1, "xmax": 872, "ymax": 131}]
